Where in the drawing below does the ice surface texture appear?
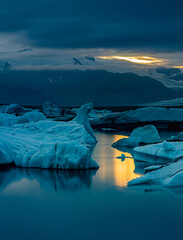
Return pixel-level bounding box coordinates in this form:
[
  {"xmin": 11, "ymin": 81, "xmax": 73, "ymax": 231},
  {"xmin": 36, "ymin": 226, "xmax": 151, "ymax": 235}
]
[
  {"xmin": 0, "ymin": 103, "xmax": 98, "ymax": 170},
  {"xmin": 128, "ymin": 159, "xmax": 183, "ymax": 187},
  {"xmin": 112, "ymin": 125, "xmax": 160, "ymax": 148},
  {"xmin": 133, "ymin": 141, "xmax": 183, "ymax": 164},
  {"xmin": 91, "ymin": 107, "xmax": 183, "ymax": 126}
]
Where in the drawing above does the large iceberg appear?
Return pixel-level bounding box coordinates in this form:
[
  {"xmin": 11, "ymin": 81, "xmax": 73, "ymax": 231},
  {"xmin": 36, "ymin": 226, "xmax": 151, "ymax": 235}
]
[
  {"xmin": 128, "ymin": 159, "xmax": 183, "ymax": 187},
  {"xmin": 0, "ymin": 103, "xmax": 99, "ymax": 170},
  {"xmin": 90, "ymin": 107, "xmax": 183, "ymax": 127},
  {"xmin": 133, "ymin": 141, "xmax": 183, "ymax": 163},
  {"xmin": 116, "ymin": 107, "xmax": 183, "ymax": 123},
  {"xmin": 112, "ymin": 125, "xmax": 160, "ymax": 149}
]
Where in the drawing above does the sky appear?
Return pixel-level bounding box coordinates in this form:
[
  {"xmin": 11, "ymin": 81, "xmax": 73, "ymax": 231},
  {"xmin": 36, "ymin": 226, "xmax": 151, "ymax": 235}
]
[{"xmin": 1, "ymin": 0, "xmax": 183, "ymax": 71}]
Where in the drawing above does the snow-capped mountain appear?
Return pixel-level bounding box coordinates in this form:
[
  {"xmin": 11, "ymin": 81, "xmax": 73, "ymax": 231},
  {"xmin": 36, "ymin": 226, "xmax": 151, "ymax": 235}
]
[
  {"xmin": 73, "ymin": 56, "xmax": 100, "ymax": 66},
  {"xmin": 148, "ymin": 67, "xmax": 183, "ymax": 89}
]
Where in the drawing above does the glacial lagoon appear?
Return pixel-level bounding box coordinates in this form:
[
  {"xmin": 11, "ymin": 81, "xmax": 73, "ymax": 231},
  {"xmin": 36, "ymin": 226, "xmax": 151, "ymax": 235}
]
[{"xmin": 0, "ymin": 131, "xmax": 183, "ymax": 240}]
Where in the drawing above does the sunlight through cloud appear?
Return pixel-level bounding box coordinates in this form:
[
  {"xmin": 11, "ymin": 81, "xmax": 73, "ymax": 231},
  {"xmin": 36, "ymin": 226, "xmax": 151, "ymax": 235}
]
[{"xmin": 97, "ymin": 55, "xmax": 164, "ymax": 65}]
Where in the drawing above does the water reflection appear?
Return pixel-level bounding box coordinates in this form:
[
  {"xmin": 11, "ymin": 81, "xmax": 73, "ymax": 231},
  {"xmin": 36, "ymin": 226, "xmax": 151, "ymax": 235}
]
[
  {"xmin": 129, "ymin": 184, "xmax": 183, "ymax": 197},
  {"xmin": 113, "ymin": 135, "xmax": 142, "ymax": 187},
  {"xmin": 93, "ymin": 132, "xmax": 142, "ymax": 187},
  {"xmin": 0, "ymin": 132, "xmax": 182, "ymax": 196},
  {"xmin": 0, "ymin": 166, "xmax": 97, "ymax": 194},
  {"xmin": 0, "ymin": 132, "xmax": 155, "ymax": 194}
]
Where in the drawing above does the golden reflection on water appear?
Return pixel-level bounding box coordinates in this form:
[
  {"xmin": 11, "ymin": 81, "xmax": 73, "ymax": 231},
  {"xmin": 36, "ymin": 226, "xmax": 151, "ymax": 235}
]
[
  {"xmin": 113, "ymin": 135, "xmax": 142, "ymax": 187},
  {"xmin": 95, "ymin": 133, "xmax": 142, "ymax": 187}
]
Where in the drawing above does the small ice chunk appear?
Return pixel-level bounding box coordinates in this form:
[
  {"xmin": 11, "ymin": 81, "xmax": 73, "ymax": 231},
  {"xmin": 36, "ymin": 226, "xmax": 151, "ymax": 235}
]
[
  {"xmin": 170, "ymin": 132, "xmax": 183, "ymax": 141},
  {"xmin": 163, "ymin": 141, "xmax": 175, "ymax": 152}
]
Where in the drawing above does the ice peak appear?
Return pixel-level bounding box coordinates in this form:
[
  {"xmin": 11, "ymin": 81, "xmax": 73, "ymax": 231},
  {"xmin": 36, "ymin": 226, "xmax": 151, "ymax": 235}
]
[{"xmin": 73, "ymin": 103, "xmax": 97, "ymax": 143}]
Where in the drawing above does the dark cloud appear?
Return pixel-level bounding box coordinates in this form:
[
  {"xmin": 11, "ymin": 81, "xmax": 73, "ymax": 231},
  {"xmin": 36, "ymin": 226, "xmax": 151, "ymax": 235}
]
[{"xmin": 1, "ymin": 0, "xmax": 183, "ymax": 52}]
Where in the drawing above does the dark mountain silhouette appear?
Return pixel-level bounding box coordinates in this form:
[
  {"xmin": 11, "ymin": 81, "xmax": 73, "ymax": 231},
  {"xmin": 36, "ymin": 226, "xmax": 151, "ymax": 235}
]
[
  {"xmin": 2, "ymin": 62, "xmax": 12, "ymax": 72},
  {"xmin": 0, "ymin": 70, "xmax": 180, "ymax": 106}
]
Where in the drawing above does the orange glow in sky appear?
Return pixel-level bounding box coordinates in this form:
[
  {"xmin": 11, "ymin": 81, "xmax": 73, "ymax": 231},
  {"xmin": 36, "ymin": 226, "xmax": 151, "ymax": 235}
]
[
  {"xmin": 173, "ymin": 66, "xmax": 183, "ymax": 68},
  {"xmin": 98, "ymin": 55, "xmax": 164, "ymax": 64}
]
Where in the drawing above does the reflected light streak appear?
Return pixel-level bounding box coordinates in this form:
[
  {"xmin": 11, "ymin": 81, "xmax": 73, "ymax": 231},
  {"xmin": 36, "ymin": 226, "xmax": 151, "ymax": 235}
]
[
  {"xmin": 94, "ymin": 133, "xmax": 142, "ymax": 188},
  {"xmin": 113, "ymin": 135, "xmax": 142, "ymax": 187},
  {"xmin": 98, "ymin": 55, "xmax": 164, "ymax": 64}
]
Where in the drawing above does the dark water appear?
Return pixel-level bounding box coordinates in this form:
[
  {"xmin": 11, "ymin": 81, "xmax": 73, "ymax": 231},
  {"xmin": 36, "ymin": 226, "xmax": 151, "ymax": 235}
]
[{"xmin": 0, "ymin": 131, "xmax": 183, "ymax": 240}]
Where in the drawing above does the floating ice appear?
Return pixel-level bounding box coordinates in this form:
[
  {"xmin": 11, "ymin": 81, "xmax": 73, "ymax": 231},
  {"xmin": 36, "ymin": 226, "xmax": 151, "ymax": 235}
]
[
  {"xmin": 90, "ymin": 107, "xmax": 183, "ymax": 126},
  {"xmin": 0, "ymin": 110, "xmax": 46, "ymax": 126},
  {"xmin": 0, "ymin": 103, "xmax": 98, "ymax": 170},
  {"xmin": 73, "ymin": 103, "xmax": 97, "ymax": 143},
  {"xmin": 169, "ymin": 132, "xmax": 183, "ymax": 141},
  {"xmin": 0, "ymin": 103, "xmax": 31, "ymax": 115},
  {"xmin": 42, "ymin": 101, "xmax": 62, "ymax": 118},
  {"xmin": 163, "ymin": 141, "xmax": 175, "ymax": 152},
  {"xmin": 133, "ymin": 141, "xmax": 183, "ymax": 163},
  {"xmin": 128, "ymin": 159, "xmax": 183, "ymax": 187},
  {"xmin": 112, "ymin": 125, "xmax": 160, "ymax": 149}
]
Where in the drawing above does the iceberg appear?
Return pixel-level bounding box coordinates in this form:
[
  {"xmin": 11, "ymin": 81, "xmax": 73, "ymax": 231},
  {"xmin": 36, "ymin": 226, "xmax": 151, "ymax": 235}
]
[
  {"xmin": 128, "ymin": 160, "xmax": 183, "ymax": 187},
  {"xmin": 88, "ymin": 109, "xmax": 112, "ymax": 119},
  {"xmin": 0, "ymin": 110, "xmax": 46, "ymax": 126},
  {"xmin": 42, "ymin": 101, "xmax": 62, "ymax": 118},
  {"xmin": 133, "ymin": 141, "xmax": 183, "ymax": 163},
  {"xmin": 90, "ymin": 107, "xmax": 183, "ymax": 127},
  {"xmin": 0, "ymin": 103, "xmax": 99, "ymax": 170},
  {"xmin": 73, "ymin": 103, "xmax": 97, "ymax": 143},
  {"xmin": 0, "ymin": 103, "xmax": 31, "ymax": 115},
  {"xmin": 112, "ymin": 125, "xmax": 160, "ymax": 149},
  {"xmin": 169, "ymin": 132, "xmax": 183, "ymax": 141},
  {"xmin": 115, "ymin": 107, "xmax": 183, "ymax": 123},
  {"xmin": 112, "ymin": 136, "xmax": 140, "ymax": 148}
]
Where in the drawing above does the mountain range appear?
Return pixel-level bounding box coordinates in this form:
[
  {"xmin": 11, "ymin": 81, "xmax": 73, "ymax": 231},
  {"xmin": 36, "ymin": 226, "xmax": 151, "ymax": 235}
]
[{"xmin": 0, "ymin": 69, "xmax": 180, "ymax": 106}]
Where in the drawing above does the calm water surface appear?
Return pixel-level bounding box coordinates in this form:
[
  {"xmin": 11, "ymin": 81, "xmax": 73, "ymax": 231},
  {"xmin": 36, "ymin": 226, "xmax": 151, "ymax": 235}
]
[{"xmin": 0, "ymin": 131, "xmax": 183, "ymax": 240}]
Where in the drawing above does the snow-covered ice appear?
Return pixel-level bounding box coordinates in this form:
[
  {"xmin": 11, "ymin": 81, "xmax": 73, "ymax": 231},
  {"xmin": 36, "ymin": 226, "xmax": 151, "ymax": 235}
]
[
  {"xmin": 133, "ymin": 141, "xmax": 183, "ymax": 163},
  {"xmin": 169, "ymin": 132, "xmax": 183, "ymax": 141},
  {"xmin": 42, "ymin": 101, "xmax": 62, "ymax": 118},
  {"xmin": 0, "ymin": 111, "xmax": 46, "ymax": 126},
  {"xmin": 90, "ymin": 107, "xmax": 183, "ymax": 126},
  {"xmin": 128, "ymin": 159, "xmax": 183, "ymax": 187},
  {"xmin": 112, "ymin": 136, "xmax": 141, "ymax": 148},
  {"xmin": 0, "ymin": 103, "xmax": 31, "ymax": 115},
  {"xmin": 0, "ymin": 103, "xmax": 99, "ymax": 170},
  {"xmin": 112, "ymin": 125, "xmax": 160, "ymax": 149},
  {"xmin": 116, "ymin": 107, "xmax": 183, "ymax": 123}
]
